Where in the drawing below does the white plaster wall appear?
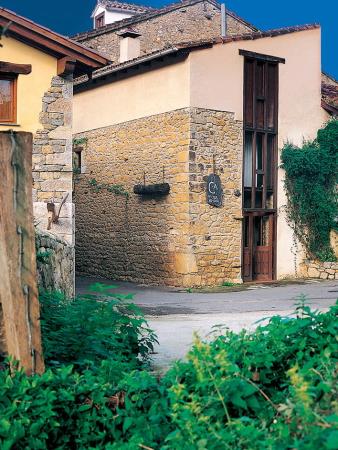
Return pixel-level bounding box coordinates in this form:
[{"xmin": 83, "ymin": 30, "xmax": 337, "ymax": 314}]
[
  {"xmin": 73, "ymin": 28, "xmax": 329, "ymax": 280},
  {"xmin": 189, "ymin": 28, "xmax": 330, "ymax": 278},
  {"xmin": 93, "ymin": 5, "xmax": 136, "ymax": 28},
  {"xmin": 73, "ymin": 59, "xmax": 190, "ymax": 133}
]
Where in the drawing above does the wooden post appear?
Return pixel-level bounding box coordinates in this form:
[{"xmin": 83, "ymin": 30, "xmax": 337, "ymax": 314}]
[{"xmin": 0, "ymin": 131, "xmax": 44, "ymax": 375}]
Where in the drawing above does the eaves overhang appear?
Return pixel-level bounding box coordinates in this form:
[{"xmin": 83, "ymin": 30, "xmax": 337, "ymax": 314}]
[
  {"xmin": 0, "ymin": 8, "xmax": 111, "ymax": 76},
  {"xmin": 74, "ymin": 41, "xmax": 212, "ymax": 93}
]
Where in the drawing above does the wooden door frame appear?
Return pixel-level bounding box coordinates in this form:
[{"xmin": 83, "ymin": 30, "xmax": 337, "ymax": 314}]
[
  {"xmin": 240, "ymin": 51, "xmax": 282, "ymax": 282},
  {"xmin": 242, "ymin": 211, "xmax": 276, "ymax": 282}
]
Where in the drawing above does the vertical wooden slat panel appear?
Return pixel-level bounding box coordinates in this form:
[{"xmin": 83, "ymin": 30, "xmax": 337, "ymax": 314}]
[
  {"xmin": 244, "ymin": 60, "xmax": 254, "ymax": 127},
  {"xmin": 0, "ymin": 131, "xmax": 44, "ymax": 375}
]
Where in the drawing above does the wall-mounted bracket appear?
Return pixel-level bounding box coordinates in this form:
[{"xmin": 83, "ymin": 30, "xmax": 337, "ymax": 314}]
[
  {"xmin": 133, "ymin": 183, "xmax": 170, "ymax": 197},
  {"xmin": 46, "ymin": 193, "xmax": 69, "ymax": 230}
]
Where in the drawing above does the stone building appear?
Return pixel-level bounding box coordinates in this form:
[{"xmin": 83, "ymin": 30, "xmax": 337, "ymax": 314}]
[
  {"xmin": 0, "ymin": 8, "xmax": 109, "ymax": 294},
  {"xmin": 73, "ymin": 0, "xmax": 255, "ymax": 61},
  {"xmin": 71, "ymin": 0, "xmax": 337, "ymax": 286}
]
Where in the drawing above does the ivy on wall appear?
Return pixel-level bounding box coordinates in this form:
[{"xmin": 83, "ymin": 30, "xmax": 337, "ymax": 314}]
[
  {"xmin": 88, "ymin": 178, "xmax": 129, "ymax": 198},
  {"xmin": 281, "ymin": 119, "xmax": 338, "ymax": 262}
]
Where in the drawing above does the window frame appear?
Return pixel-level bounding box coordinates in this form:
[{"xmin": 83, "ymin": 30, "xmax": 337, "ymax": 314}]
[
  {"xmin": 0, "ymin": 74, "xmax": 17, "ymax": 124},
  {"xmin": 242, "ymin": 56, "xmax": 279, "ymax": 212},
  {"xmin": 73, "ymin": 146, "xmax": 83, "ymax": 174},
  {"xmin": 95, "ymin": 12, "xmax": 105, "ymax": 29}
]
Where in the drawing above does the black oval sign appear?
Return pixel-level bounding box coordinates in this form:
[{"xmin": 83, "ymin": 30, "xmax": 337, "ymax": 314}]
[{"xmin": 206, "ymin": 174, "xmax": 222, "ymax": 207}]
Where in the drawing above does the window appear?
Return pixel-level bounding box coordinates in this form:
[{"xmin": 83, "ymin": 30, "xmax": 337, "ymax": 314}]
[
  {"xmin": 0, "ymin": 75, "xmax": 17, "ymax": 123},
  {"xmin": 95, "ymin": 13, "xmax": 105, "ymax": 29},
  {"xmin": 73, "ymin": 147, "xmax": 82, "ymax": 173},
  {"xmin": 242, "ymin": 56, "xmax": 279, "ymax": 210}
]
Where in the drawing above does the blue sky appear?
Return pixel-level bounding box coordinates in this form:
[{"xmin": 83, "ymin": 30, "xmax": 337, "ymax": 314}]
[{"xmin": 1, "ymin": 0, "xmax": 337, "ymax": 78}]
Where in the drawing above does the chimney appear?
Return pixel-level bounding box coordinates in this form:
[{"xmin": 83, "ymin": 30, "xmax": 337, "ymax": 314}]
[
  {"xmin": 118, "ymin": 29, "xmax": 141, "ymax": 63},
  {"xmin": 221, "ymin": 3, "xmax": 227, "ymax": 38}
]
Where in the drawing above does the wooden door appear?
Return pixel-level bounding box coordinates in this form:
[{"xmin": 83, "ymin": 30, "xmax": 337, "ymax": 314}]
[
  {"xmin": 243, "ymin": 212, "xmax": 275, "ymax": 282},
  {"xmin": 241, "ymin": 52, "xmax": 281, "ymax": 282}
]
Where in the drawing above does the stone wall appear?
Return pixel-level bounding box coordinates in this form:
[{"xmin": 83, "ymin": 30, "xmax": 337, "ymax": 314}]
[
  {"xmin": 74, "ymin": 109, "xmax": 191, "ymax": 286},
  {"xmin": 32, "ymin": 75, "xmax": 74, "ymax": 245},
  {"xmin": 299, "ymin": 230, "xmax": 338, "ymax": 280},
  {"xmin": 36, "ymin": 230, "xmax": 75, "ymax": 298},
  {"xmin": 74, "ymin": 107, "xmax": 243, "ymax": 287},
  {"xmin": 78, "ymin": 2, "xmax": 253, "ymax": 62},
  {"xmin": 188, "ymin": 108, "xmax": 243, "ymax": 285},
  {"xmin": 300, "ymin": 260, "xmax": 338, "ymax": 280}
]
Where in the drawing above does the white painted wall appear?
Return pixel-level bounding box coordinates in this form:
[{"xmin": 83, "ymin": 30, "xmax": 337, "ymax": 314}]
[
  {"xmin": 189, "ymin": 28, "xmax": 330, "ymax": 278},
  {"xmin": 74, "ymin": 28, "xmax": 330, "ymax": 280},
  {"xmin": 92, "ymin": 5, "xmax": 137, "ymax": 28},
  {"xmin": 73, "ymin": 58, "xmax": 190, "ymax": 133}
]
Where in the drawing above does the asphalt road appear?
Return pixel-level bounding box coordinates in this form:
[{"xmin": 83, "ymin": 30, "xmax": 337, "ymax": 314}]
[{"xmin": 76, "ymin": 277, "xmax": 338, "ymax": 368}]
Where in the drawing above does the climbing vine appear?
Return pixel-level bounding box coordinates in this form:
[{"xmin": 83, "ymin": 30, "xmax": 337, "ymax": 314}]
[
  {"xmin": 88, "ymin": 178, "xmax": 129, "ymax": 198},
  {"xmin": 72, "ymin": 137, "xmax": 88, "ymax": 147},
  {"xmin": 281, "ymin": 119, "xmax": 338, "ymax": 262}
]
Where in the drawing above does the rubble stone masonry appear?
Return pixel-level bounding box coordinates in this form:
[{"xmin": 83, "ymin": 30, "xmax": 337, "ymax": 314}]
[
  {"xmin": 74, "ymin": 107, "xmax": 243, "ymax": 287},
  {"xmin": 32, "ymin": 75, "xmax": 75, "ymax": 295},
  {"xmin": 78, "ymin": 2, "xmax": 253, "ymax": 61},
  {"xmin": 188, "ymin": 108, "xmax": 243, "ymax": 285},
  {"xmin": 299, "ymin": 231, "xmax": 338, "ymax": 280},
  {"xmin": 32, "ymin": 75, "xmax": 74, "ymax": 245},
  {"xmin": 36, "ymin": 230, "xmax": 75, "ymax": 298}
]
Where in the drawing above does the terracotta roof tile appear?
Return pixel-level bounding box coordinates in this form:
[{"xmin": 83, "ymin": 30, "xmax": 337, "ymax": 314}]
[
  {"xmin": 218, "ymin": 23, "xmax": 320, "ymax": 43},
  {"xmin": 99, "ymin": 0, "xmax": 155, "ymax": 13},
  {"xmin": 0, "ymin": 7, "xmax": 110, "ymax": 74},
  {"xmin": 75, "ymin": 23, "xmax": 331, "ymax": 111}
]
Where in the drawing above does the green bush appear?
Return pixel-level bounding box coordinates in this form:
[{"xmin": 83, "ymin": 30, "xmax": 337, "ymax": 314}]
[
  {"xmin": 39, "ymin": 283, "xmax": 157, "ymax": 372},
  {"xmin": 162, "ymin": 298, "xmax": 338, "ymax": 449},
  {"xmin": 281, "ymin": 119, "xmax": 338, "ymax": 261},
  {"xmin": 0, "ymin": 298, "xmax": 337, "ymax": 449}
]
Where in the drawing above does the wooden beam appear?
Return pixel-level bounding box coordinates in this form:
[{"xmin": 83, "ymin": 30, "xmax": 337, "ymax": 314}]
[
  {"xmin": 57, "ymin": 57, "xmax": 76, "ymax": 77},
  {"xmin": 0, "ymin": 10, "xmax": 110, "ymax": 70},
  {"xmin": 239, "ymin": 49, "xmax": 285, "ymax": 64},
  {"xmin": 0, "ymin": 61, "xmax": 32, "ymax": 74},
  {"xmin": 0, "ymin": 132, "xmax": 44, "ymax": 375}
]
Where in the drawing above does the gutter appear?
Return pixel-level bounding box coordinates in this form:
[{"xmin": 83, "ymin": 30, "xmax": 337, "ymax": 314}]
[{"xmin": 92, "ymin": 47, "xmax": 180, "ymax": 79}]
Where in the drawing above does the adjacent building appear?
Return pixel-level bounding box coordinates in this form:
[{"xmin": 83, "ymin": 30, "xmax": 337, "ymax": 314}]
[
  {"xmin": 71, "ymin": 0, "xmax": 337, "ymax": 287},
  {"xmin": 0, "ymin": 8, "xmax": 109, "ymax": 294},
  {"xmin": 1, "ymin": 1, "xmax": 336, "ymax": 288}
]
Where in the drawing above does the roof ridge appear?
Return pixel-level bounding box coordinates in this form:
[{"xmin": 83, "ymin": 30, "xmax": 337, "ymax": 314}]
[
  {"xmin": 72, "ymin": 0, "xmax": 257, "ymax": 41},
  {"xmin": 74, "ymin": 23, "xmax": 323, "ymax": 90},
  {"xmin": 99, "ymin": 0, "xmax": 156, "ymax": 12},
  {"xmin": 322, "ymin": 71, "xmax": 338, "ymax": 85},
  {"xmin": 218, "ymin": 23, "xmax": 320, "ymax": 44}
]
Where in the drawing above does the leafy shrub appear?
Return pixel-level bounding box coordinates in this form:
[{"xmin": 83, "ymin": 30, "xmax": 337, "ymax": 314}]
[
  {"xmin": 162, "ymin": 298, "xmax": 338, "ymax": 449},
  {"xmin": 1, "ymin": 299, "xmax": 337, "ymax": 449},
  {"xmin": 39, "ymin": 283, "xmax": 157, "ymax": 371},
  {"xmin": 0, "ymin": 363, "xmax": 124, "ymax": 449},
  {"xmin": 281, "ymin": 119, "xmax": 338, "ymax": 261}
]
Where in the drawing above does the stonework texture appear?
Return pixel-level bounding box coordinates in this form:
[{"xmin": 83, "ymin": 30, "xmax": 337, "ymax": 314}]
[
  {"xmin": 300, "ymin": 260, "xmax": 338, "ymax": 280},
  {"xmin": 188, "ymin": 108, "xmax": 243, "ymax": 286},
  {"xmin": 32, "ymin": 75, "xmax": 74, "ymax": 244},
  {"xmin": 77, "ymin": 2, "xmax": 253, "ymax": 62},
  {"xmin": 299, "ymin": 231, "xmax": 338, "ymax": 280},
  {"xmin": 36, "ymin": 230, "xmax": 75, "ymax": 298},
  {"xmin": 74, "ymin": 107, "xmax": 243, "ymax": 287}
]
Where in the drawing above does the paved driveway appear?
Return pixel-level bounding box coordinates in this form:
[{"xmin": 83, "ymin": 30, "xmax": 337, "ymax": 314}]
[{"xmin": 76, "ymin": 277, "xmax": 338, "ymax": 368}]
